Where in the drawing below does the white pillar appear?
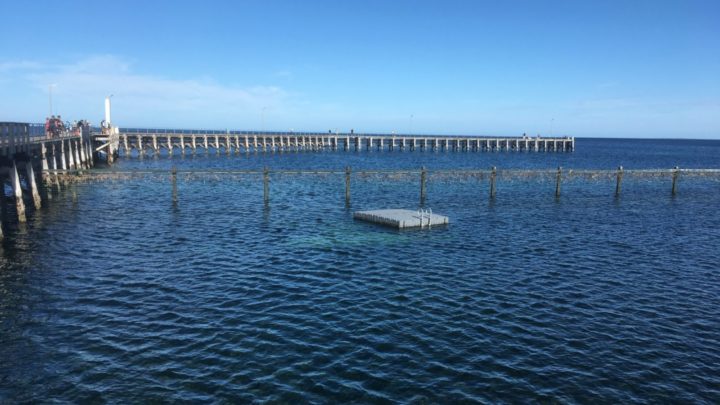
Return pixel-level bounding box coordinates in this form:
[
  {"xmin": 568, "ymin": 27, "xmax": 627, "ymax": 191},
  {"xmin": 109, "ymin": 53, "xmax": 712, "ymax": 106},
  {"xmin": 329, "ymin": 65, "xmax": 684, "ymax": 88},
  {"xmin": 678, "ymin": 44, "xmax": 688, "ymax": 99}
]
[{"xmin": 105, "ymin": 96, "xmax": 112, "ymax": 125}]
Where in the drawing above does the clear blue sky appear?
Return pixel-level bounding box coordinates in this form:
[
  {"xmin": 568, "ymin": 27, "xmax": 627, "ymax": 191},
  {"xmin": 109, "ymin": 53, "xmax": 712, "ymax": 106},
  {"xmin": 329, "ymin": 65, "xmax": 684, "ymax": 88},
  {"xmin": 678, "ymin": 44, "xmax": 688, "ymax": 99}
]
[{"xmin": 1, "ymin": 0, "xmax": 718, "ymax": 138}]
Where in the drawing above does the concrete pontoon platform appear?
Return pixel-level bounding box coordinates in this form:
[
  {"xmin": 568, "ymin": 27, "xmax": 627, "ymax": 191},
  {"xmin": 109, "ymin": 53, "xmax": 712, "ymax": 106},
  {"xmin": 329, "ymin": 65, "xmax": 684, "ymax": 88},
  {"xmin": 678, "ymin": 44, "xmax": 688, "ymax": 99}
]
[{"xmin": 353, "ymin": 209, "xmax": 449, "ymax": 229}]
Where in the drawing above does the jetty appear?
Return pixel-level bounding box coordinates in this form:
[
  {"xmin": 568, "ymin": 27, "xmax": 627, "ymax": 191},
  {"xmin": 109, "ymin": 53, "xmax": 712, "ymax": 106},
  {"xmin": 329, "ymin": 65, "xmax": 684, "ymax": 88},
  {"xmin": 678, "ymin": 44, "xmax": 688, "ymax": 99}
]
[
  {"xmin": 0, "ymin": 122, "xmax": 94, "ymax": 236},
  {"xmin": 112, "ymin": 129, "xmax": 574, "ymax": 155}
]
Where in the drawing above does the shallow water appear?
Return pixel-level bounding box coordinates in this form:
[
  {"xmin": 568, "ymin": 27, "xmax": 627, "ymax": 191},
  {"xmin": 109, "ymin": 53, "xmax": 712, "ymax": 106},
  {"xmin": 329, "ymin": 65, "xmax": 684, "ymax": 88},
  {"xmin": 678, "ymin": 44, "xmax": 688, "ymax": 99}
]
[{"xmin": 1, "ymin": 138, "xmax": 719, "ymax": 402}]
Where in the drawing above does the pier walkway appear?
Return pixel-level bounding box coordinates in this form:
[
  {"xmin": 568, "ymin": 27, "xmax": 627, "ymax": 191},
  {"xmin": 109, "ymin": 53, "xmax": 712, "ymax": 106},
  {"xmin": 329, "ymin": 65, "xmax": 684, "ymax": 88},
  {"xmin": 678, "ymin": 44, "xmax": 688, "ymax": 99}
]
[{"xmin": 113, "ymin": 128, "xmax": 575, "ymax": 155}]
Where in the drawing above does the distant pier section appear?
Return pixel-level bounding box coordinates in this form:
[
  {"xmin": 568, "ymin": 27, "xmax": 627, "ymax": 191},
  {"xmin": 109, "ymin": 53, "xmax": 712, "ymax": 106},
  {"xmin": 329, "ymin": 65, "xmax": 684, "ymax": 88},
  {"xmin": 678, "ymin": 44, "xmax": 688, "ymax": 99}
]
[{"xmin": 114, "ymin": 129, "xmax": 575, "ymax": 155}]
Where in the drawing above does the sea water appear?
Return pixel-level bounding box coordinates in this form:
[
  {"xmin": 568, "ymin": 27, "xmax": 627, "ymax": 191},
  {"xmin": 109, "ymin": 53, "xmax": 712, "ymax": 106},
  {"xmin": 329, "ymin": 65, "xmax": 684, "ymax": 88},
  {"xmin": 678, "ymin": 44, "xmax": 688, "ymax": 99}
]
[{"xmin": 0, "ymin": 138, "xmax": 719, "ymax": 402}]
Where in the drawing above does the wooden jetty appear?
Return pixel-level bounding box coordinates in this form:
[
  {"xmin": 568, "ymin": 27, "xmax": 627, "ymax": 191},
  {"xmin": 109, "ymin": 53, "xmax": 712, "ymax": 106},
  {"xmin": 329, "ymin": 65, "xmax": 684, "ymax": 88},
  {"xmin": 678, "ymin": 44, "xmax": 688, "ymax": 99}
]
[
  {"xmin": 113, "ymin": 129, "xmax": 575, "ymax": 155},
  {"xmin": 354, "ymin": 209, "xmax": 449, "ymax": 229},
  {"xmin": 0, "ymin": 122, "xmax": 95, "ymax": 238}
]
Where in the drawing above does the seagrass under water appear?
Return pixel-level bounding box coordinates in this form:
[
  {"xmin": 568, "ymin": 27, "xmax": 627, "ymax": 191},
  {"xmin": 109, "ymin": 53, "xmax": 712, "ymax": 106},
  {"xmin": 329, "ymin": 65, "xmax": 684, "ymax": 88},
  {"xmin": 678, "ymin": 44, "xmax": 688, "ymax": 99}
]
[{"xmin": 1, "ymin": 138, "xmax": 719, "ymax": 402}]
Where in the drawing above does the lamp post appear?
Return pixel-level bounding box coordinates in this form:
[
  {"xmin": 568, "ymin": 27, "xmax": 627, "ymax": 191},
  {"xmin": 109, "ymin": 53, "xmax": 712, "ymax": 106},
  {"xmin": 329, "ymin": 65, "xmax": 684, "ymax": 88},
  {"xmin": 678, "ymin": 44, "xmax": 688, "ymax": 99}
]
[{"xmin": 409, "ymin": 114, "xmax": 414, "ymax": 135}]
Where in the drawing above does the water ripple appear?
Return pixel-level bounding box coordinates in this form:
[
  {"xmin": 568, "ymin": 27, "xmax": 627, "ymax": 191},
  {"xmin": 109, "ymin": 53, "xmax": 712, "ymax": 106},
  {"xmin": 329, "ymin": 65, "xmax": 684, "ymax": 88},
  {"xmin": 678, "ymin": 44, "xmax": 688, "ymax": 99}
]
[{"xmin": 1, "ymin": 144, "xmax": 720, "ymax": 402}]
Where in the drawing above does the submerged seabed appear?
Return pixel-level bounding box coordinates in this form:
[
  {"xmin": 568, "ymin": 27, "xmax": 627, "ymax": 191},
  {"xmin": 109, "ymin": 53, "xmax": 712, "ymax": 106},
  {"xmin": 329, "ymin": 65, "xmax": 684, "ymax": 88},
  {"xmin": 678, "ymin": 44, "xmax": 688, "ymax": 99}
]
[{"xmin": 1, "ymin": 138, "xmax": 719, "ymax": 402}]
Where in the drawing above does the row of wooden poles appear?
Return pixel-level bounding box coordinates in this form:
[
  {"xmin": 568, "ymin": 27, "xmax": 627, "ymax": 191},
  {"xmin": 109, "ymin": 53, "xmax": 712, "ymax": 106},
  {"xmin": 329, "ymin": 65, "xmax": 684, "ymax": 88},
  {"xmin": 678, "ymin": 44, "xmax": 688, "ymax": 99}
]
[{"xmin": 166, "ymin": 165, "xmax": 694, "ymax": 205}]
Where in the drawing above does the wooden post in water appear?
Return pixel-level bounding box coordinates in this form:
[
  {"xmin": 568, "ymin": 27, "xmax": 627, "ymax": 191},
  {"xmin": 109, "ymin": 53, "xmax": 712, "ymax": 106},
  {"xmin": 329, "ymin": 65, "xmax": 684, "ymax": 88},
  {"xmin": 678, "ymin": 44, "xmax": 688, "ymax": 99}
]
[
  {"xmin": 345, "ymin": 166, "xmax": 351, "ymax": 206},
  {"xmin": 490, "ymin": 166, "xmax": 497, "ymax": 199},
  {"xmin": 420, "ymin": 166, "xmax": 427, "ymax": 205},
  {"xmin": 671, "ymin": 166, "xmax": 679, "ymax": 196},
  {"xmin": 555, "ymin": 166, "xmax": 562, "ymax": 198},
  {"xmin": 263, "ymin": 167, "xmax": 270, "ymax": 204},
  {"xmin": 11, "ymin": 161, "xmax": 26, "ymax": 222},
  {"xmin": 615, "ymin": 166, "xmax": 623, "ymax": 197},
  {"xmin": 171, "ymin": 166, "xmax": 178, "ymax": 204},
  {"xmin": 26, "ymin": 162, "xmax": 41, "ymax": 209},
  {"xmin": 41, "ymin": 143, "xmax": 50, "ymax": 185},
  {"xmin": 60, "ymin": 140, "xmax": 67, "ymax": 170},
  {"xmin": 67, "ymin": 140, "xmax": 76, "ymax": 169},
  {"xmin": 51, "ymin": 143, "xmax": 60, "ymax": 190}
]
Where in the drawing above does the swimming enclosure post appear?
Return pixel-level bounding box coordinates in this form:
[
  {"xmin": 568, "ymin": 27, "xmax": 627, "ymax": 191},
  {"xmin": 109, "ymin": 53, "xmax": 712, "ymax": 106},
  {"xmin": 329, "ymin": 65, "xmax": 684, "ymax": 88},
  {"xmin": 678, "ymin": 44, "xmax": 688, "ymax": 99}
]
[
  {"xmin": 420, "ymin": 166, "xmax": 427, "ymax": 205},
  {"xmin": 171, "ymin": 166, "xmax": 178, "ymax": 204},
  {"xmin": 615, "ymin": 166, "xmax": 623, "ymax": 197},
  {"xmin": 671, "ymin": 166, "xmax": 679, "ymax": 196},
  {"xmin": 490, "ymin": 166, "xmax": 497, "ymax": 199},
  {"xmin": 263, "ymin": 167, "xmax": 270, "ymax": 204},
  {"xmin": 345, "ymin": 166, "xmax": 351, "ymax": 206},
  {"xmin": 555, "ymin": 166, "xmax": 562, "ymax": 198}
]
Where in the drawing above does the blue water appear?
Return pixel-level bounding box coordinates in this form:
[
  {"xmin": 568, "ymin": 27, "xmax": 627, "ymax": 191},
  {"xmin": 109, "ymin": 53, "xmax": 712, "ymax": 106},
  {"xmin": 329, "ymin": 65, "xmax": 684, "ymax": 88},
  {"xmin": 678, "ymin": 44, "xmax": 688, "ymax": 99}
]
[{"xmin": 1, "ymin": 138, "xmax": 719, "ymax": 402}]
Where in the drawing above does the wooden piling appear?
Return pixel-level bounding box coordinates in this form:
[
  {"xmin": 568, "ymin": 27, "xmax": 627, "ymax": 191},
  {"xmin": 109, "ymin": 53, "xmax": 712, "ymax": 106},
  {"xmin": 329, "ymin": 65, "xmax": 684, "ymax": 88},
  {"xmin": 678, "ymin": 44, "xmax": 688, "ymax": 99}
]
[
  {"xmin": 51, "ymin": 143, "xmax": 60, "ymax": 190},
  {"xmin": 68, "ymin": 140, "xmax": 76, "ymax": 169},
  {"xmin": 420, "ymin": 166, "xmax": 427, "ymax": 205},
  {"xmin": 490, "ymin": 166, "xmax": 497, "ymax": 199},
  {"xmin": 59, "ymin": 141, "xmax": 67, "ymax": 170},
  {"xmin": 345, "ymin": 166, "xmax": 351, "ymax": 206},
  {"xmin": 11, "ymin": 161, "xmax": 26, "ymax": 222},
  {"xmin": 263, "ymin": 167, "xmax": 270, "ymax": 204},
  {"xmin": 41, "ymin": 143, "xmax": 50, "ymax": 185},
  {"xmin": 26, "ymin": 162, "xmax": 41, "ymax": 209},
  {"xmin": 171, "ymin": 166, "xmax": 178, "ymax": 204},
  {"xmin": 555, "ymin": 166, "xmax": 562, "ymax": 198},
  {"xmin": 671, "ymin": 166, "xmax": 679, "ymax": 196},
  {"xmin": 615, "ymin": 166, "xmax": 623, "ymax": 197}
]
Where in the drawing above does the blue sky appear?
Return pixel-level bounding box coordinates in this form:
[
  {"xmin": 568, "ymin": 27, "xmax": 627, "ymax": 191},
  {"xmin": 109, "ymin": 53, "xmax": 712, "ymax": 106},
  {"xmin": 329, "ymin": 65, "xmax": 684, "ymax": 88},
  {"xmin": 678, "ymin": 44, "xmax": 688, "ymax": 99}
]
[{"xmin": 1, "ymin": 0, "xmax": 718, "ymax": 138}]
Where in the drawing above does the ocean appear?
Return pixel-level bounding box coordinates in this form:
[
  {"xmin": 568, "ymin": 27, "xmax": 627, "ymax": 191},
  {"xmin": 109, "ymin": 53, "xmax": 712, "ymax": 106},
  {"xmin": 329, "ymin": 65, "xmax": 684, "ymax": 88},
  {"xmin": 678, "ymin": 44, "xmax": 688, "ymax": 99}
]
[{"xmin": 1, "ymin": 138, "xmax": 719, "ymax": 402}]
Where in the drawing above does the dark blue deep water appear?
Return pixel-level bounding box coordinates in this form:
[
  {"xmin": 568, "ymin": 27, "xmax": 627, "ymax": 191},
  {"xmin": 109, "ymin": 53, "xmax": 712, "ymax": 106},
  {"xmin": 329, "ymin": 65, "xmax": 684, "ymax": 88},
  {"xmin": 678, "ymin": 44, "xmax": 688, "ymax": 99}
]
[{"xmin": 1, "ymin": 138, "xmax": 719, "ymax": 402}]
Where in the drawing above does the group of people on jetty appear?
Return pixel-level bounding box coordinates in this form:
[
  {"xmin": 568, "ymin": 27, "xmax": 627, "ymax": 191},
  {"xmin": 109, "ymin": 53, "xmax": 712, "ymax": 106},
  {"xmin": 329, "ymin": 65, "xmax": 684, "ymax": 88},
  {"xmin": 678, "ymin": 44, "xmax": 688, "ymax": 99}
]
[{"xmin": 44, "ymin": 116, "xmax": 91, "ymax": 138}]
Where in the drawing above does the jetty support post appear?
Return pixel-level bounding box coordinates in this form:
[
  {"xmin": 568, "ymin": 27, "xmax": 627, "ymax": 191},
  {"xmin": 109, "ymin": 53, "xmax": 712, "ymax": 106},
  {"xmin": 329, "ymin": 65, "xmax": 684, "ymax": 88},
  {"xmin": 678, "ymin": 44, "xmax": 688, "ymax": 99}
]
[
  {"xmin": 68, "ymin": 140, "xmax": 76, "ymax": 169},
  {"xmin": 671, "ymin": 166, "xmax": 679, "ymax": 196},
  {"xmin": 11, "ymin": 161, "xmax": 26, "ymax": 222},
  {"xmin": 420, "ymin": 166, "xmax": 427, "ymax": 205},
  {"xmin": 263, "ymin": 167, "xmax": 270, "ymax": 204},
  {"xmin": 555, "ymin": 166, "xmax": 562, "ymax": 198},
  {"xmin": 345, "ymin": 166, "xmax": 351, "ymax": 206},
  {"xmin": 41, "ymin": 143, "xmax": 50, "ymax": 185},
  {"xmin": 51, "ymin": 143, "xmax": 60, "ymax": 190},
  {"xmin": 171, "ymin": 166, "xmax": 178, "ymax": 204},
  {"xmin": 60, "ymin": 140, "xmax": 67, "ymax": 170},
  {"xmin": 615, "ymin": 166, "xmax": 623, "ymax": 197},
  {"xmin": 107, "ymin": 140, "xmax": 114, "ymax": 164},
  {"xmin": 78, "ymin": 140, "xmax": 86, "ymax": 169},
  {"xmin": 26, "ymin": 162, "xmax": 42, "ymax": 209},
  {"xmin": 489, "ymin": 166, "xmax": 497, "ymax": 199}
]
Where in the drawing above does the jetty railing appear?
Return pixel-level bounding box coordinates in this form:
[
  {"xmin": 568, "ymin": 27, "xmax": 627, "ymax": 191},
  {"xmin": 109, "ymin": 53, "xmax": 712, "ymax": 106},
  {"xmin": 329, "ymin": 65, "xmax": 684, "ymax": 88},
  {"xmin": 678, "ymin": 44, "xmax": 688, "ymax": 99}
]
[{"xmin": 44, "ymin": 167, "xmax": 720, "ymax": 204}]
